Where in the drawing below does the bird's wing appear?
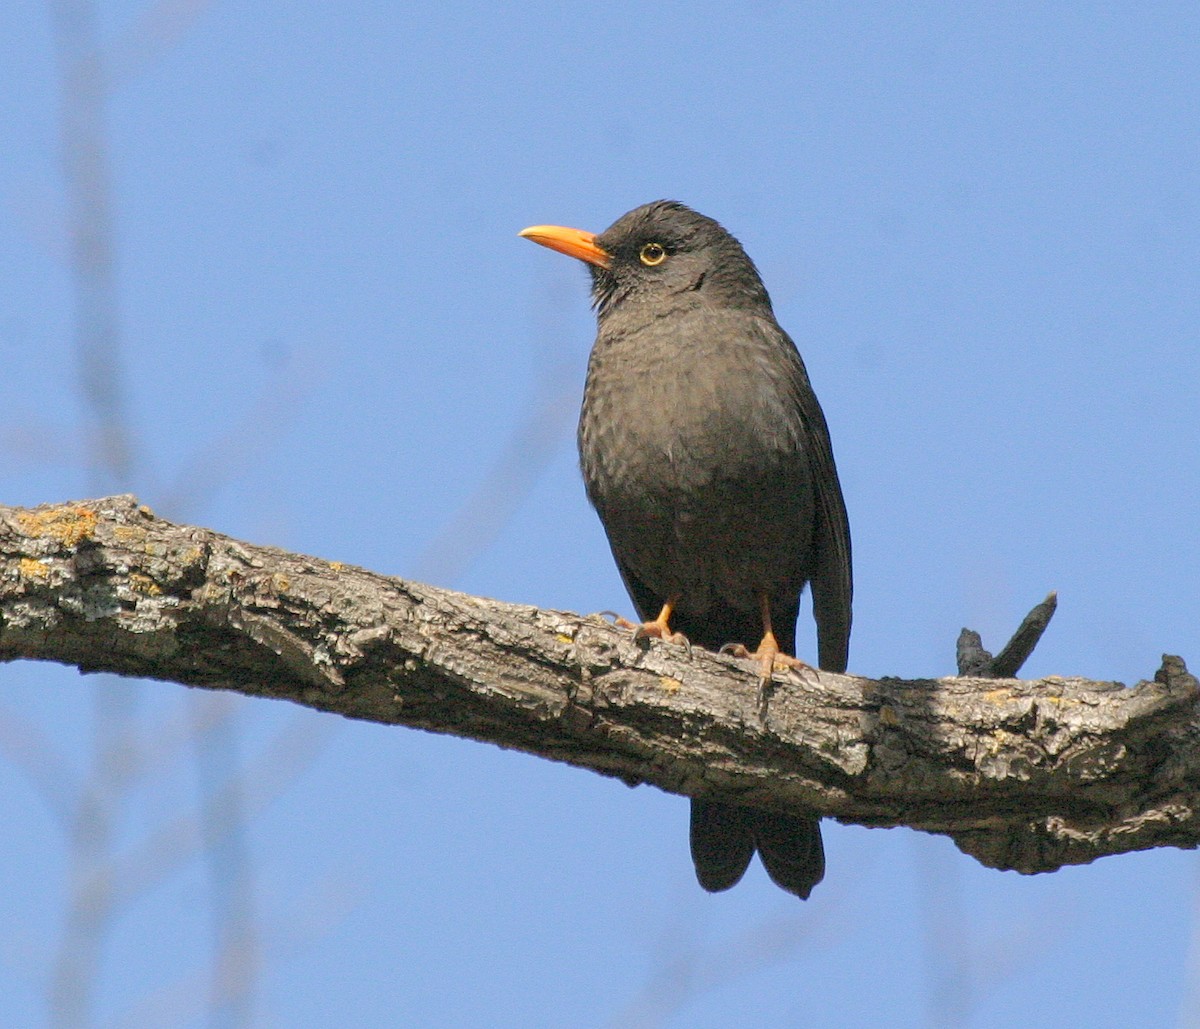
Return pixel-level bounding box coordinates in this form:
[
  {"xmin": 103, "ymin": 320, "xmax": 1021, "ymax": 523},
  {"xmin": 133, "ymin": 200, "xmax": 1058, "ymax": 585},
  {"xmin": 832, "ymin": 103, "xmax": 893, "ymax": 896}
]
[
  {"xmin": 609, "ymin": 551, "xmax": 660, "ymax": 626},
  {"xmin": 767, "ymin": 321, "xmax": 853, "ymax": 675}
]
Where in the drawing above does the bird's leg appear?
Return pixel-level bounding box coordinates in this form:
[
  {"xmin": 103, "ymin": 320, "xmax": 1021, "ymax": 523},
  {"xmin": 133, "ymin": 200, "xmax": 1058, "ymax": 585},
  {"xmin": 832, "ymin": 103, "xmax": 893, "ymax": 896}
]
[
  {"xmin": 613, "ymin": 595, "xmax": 690, "ymax": 647},
  {"xmin": 723, "ymin": 594, "xmax": 816, "ymax": 684}
]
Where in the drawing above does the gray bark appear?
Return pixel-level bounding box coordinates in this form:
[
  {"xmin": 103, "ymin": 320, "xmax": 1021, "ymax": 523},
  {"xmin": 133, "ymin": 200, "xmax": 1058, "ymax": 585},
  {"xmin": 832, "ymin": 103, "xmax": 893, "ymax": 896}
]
[{"xmin": 2, "ymin": 495, "xmax": 1196, "ymax": 874}]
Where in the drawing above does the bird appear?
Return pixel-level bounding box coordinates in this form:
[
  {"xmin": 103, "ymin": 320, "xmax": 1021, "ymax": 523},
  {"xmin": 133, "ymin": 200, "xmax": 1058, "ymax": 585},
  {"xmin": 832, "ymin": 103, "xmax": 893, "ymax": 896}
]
[{"xmin": 519, "ymin": 200, "xmax": 851, "ymax": 900}]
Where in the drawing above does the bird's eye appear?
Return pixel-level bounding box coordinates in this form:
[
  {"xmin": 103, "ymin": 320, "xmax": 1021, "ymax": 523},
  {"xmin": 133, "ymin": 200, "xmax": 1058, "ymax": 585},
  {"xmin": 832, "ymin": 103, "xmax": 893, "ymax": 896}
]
[{"xmin": 639, "ymin": 242, "xmax": 667, "ymax": 266}]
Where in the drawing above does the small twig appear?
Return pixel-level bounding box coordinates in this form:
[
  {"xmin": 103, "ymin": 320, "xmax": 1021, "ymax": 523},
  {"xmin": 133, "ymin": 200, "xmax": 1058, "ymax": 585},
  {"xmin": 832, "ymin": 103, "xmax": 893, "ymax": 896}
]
[{"xmin": 956, "ymin": 591, "xmax": 1058, "ymax": 678}]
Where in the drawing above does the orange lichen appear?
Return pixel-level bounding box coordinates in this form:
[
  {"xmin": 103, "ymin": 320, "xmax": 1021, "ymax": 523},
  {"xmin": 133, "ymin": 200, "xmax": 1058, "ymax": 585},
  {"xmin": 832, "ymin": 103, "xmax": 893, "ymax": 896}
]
[
  {"xmin": 18, "ymin": 558, "xmax": 49, "ymax": 579},
  {"xmin": 128, "ymin": 573, "xmax": 162, "ymax": 596},
  {"xmin": 16, "ymin": 505, "xmax": 98, "ymax": 548}
]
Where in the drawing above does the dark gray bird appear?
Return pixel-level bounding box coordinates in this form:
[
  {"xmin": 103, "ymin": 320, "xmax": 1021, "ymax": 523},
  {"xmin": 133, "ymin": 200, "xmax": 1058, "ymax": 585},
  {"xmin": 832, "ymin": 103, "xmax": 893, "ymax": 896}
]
[{"xmin": 519, "ymin": 200, "xmax": 852, "ymax": 899}]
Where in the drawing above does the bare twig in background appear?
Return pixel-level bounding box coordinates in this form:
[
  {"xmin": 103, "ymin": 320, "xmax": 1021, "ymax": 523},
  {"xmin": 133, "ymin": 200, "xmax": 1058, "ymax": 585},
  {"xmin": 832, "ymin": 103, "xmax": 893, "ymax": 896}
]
[
  {"xmin": 165, "ymin": 350, "xmax": 313, "ymax": 1029},
  {"xmin": 8, "ymin": 52, "xmax": 583, "ymax": 1015},
  {"xmin": 44, "ymin": 1, "xmax": 263, "ymax": 1024},
  {"xmin": 0, "ymin": 704, "xmax": 76, "ymax": 826},
  {"xmin": 157, "ymin": 353, "xmax": 316, "ymax": 518},
  {"xmin": 604, "ymin": 899, "xmax": 846, "ymax": 1029},
  {"xmin": 49, "ymin": 0, "xmax": 132, "ymax": 493},
  {"xmin": 6, "ymin": 154, "xmax": 580, "ymax": 1021},
  {"xmin": 46, "ymin": 2, "xmax": 141, "ymax": 1023},
  {"xmin": 16, "ymin": 6, "xmax": 857, "ymax": 1028},
  {"xmin": 95, "ymin": 713, "xmax": 329, "ymax": 915},
  {"xmin": 106, "ymin": 874, "xmax": 363, "ymax": 1029},
  {"xmin": 108, "ymin": 0, "xmax": 216, "ymax": 82},
  {"xmin": 190, "ymin": 698, "xmax": 256, "ymax": 1029},
  {"xmin": 413, "ymin": 276, "xmax": 579, "ymax": 586},
  {"xmin": 918, "ymin": 833, "xmax": 1072, "ymax": 1027}
]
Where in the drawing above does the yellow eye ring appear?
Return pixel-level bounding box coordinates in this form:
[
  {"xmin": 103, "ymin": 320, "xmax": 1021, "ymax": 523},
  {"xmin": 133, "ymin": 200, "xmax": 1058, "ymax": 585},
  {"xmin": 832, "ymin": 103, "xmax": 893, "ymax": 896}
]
[{"xmin": 639, "ymin": 242, "xmax": 667, "ymax": 266}]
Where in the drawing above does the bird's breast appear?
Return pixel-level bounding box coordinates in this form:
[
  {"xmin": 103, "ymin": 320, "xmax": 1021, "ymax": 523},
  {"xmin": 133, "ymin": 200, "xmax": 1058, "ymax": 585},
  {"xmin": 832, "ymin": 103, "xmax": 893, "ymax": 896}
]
[
  {"xmin": 577, "ymin": 309, "xmax": 816, "ymax": 600},
  {"xmin": 579, "ymin": 312, "xmax": 804, "ymax": 497}
]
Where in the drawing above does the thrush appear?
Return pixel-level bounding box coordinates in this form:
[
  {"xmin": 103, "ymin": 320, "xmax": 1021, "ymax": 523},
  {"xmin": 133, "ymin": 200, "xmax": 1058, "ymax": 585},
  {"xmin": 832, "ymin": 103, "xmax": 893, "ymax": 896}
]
[{"xmin": 520, "ymin": 200, "xmax": 852, "ymax": 899}]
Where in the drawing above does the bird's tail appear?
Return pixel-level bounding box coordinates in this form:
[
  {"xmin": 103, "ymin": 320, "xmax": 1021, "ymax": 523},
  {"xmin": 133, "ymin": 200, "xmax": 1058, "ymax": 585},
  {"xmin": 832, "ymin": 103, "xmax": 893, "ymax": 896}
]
[
  {"xmin": 689, "ymin": 799, "xmax": 755, "ymax": 892},
  {"xmin": 689, "ymin": 799, "xmax": 824, "ymax": 899},
  {"xmin": 751, "ymin": 809, "xmax": 825, "ymax": 899}
]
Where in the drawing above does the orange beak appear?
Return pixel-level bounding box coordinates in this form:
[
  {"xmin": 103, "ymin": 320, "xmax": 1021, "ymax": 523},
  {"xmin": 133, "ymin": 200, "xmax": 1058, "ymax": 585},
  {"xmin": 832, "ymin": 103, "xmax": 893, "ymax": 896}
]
[{"xmin": 519, "ymin": 224, "xmax": 611, "ymax": 269}]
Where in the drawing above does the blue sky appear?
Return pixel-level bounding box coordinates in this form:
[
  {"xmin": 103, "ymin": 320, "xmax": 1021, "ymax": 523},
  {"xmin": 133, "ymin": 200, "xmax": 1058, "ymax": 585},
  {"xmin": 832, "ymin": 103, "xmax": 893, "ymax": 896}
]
[{"xmin": 2, "ymin": 3, "xmax": 1198, "ymax": 1027}]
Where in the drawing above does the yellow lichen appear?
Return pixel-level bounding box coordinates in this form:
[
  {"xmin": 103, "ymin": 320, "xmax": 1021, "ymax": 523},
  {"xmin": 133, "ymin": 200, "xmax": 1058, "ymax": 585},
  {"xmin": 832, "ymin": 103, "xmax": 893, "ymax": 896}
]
[
  {"xmin": 659, "ymin": 676, "xmax": 682, "ymax": 692},
  {"xmin": 273, "ymin": 574, "xmax": 291, "ymax": 591},
  {"xmin": 129, "ymin": 573, "xmax": 162, "ymax": 596},
  {"xmin": 988, "ymin": 728, "xmax": 1016, "ymax": 751},
  {"xmin": 16, "ymin": 506, "xmax": 98, "ymax": 548},
  {"xmin": 329, "ymin": 561, "xmax": 345, "ymax": 572},
  {"xmin": 18, "ymin": 558, "xmax": 49, "ymax": 579},
  {"xmin": 113, "ymin": 525, "xmax": 144, "ymax": 543}
]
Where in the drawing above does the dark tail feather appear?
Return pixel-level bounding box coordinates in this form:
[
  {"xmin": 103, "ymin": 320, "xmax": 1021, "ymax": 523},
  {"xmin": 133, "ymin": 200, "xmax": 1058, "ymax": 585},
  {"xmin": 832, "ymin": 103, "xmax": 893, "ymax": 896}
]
[
  {"xmin": 689, "ymin": 799, "xmax": 755, "ymax": 892},
  {"xmin": 667, "ymin": 589, "xmax": 833, "ymax": 900},
  {"xmin": 752, "ymin": 811, "xmax": 825, "ymax": 900}
]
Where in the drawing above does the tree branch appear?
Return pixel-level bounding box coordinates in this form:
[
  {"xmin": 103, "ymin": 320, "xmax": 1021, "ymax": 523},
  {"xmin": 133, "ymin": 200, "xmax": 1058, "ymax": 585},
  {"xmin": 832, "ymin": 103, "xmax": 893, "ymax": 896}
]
[
  {"xmin": 957, "ymin": 591, "xmax": 1059, "ymax": 678},
  {"xmin": 3, "ymin": 496, "xmax": 1197, "ymax": 875}
]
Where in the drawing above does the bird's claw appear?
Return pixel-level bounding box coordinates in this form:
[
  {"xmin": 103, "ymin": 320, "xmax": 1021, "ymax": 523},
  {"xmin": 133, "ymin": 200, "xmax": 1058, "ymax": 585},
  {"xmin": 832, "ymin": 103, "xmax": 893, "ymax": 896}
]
[
  {"xmin": 632, "ymin": 621, "xmax": 692, "ymax": 653},
  {"xmin": 720, "ymin": 642, "xmax": 816, "ymax": 714},
  {"xmin": 600, "ymin": 611, "xmax": 691, "ymax": 654},
  {"xmin": 722, "ymin": 641, "xmax": 818, "ymax": 691}
]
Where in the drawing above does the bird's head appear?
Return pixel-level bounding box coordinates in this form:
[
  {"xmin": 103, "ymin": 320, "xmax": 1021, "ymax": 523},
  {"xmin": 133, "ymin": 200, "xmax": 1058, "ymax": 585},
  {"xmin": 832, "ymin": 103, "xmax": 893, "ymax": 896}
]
[{"xmin": 520, "ymin": 200, "xmax": 771, "ymax": 318}]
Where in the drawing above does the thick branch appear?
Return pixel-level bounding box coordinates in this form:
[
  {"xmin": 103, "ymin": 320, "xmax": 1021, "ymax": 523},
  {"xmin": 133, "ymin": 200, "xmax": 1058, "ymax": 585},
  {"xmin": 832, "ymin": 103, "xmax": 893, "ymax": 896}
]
[{"xmin": 2, "ymin": 496, "xmax": 1197, "ymax": 874}]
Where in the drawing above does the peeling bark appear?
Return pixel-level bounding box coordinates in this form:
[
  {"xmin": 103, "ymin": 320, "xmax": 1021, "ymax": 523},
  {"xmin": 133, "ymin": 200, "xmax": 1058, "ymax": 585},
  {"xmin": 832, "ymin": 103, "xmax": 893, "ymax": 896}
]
[{"xmin": 2, "ymin": 495, "xmax": 1197, "ymax": 875}]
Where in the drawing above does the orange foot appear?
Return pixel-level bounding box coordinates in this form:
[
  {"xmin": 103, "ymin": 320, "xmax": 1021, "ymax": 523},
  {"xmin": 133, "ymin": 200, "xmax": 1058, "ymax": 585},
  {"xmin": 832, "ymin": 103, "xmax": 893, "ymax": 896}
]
[
  {"xmin": 610, "ymin": 598, "xmax": 690, "ymax": 648},
  {"xmin": 723, "ymin": 630, "xmax": 817, "ymax": 719},
  {"xmin": 722, "ymin": 632, "xmax": 816, "ymax": 685}
]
